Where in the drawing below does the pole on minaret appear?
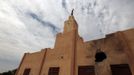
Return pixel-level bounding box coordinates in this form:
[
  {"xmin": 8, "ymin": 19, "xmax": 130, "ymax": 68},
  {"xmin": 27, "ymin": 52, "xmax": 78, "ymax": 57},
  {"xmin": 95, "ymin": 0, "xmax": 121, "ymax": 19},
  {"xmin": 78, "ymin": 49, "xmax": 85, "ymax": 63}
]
[{"xmin": 71, "ymin": 9, "xmax": 74, "ymax": 16}]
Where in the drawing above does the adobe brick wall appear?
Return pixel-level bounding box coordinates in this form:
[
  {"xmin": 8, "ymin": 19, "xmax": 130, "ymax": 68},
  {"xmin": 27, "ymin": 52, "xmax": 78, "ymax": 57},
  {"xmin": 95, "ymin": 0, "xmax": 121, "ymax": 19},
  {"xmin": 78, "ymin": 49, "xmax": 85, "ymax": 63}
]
[
  {"xmin": 16, "ymin": 50, "xmax": 46, "ymax": 75},
  {"xmin": 88, "ymin": 33, "xmax": 128, "ymax": 75},
  {"xmin": 115, "ymin": 29, "xmax": 134, "ymax": 75}
]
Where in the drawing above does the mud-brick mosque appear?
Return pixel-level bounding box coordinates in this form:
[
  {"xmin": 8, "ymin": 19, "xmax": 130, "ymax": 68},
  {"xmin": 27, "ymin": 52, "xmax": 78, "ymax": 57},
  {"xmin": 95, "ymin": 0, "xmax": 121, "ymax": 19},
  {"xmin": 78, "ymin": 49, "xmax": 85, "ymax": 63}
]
[{"xmin": 15, "ymin": 10, "xmax": 134, "ymax": 75}]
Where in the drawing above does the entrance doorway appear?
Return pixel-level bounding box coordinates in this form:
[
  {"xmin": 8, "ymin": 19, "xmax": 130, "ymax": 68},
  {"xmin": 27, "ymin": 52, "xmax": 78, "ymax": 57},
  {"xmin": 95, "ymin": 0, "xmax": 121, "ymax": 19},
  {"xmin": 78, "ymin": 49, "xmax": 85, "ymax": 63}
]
[
  {"xmin": 78, "ymin": 66, "xmax": 95, "ymax": 75},
  {"xmin": 111, "ymin": 64, "xmax": 132, "ymax": 75}
]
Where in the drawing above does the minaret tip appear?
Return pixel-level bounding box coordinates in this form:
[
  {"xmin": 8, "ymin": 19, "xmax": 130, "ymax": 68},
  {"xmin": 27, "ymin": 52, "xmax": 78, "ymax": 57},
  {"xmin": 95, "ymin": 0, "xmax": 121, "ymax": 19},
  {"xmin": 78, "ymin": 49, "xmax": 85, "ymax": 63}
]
[{"xmin": 71, "ymin": 9, "xmax": 74, "ymax": 16}]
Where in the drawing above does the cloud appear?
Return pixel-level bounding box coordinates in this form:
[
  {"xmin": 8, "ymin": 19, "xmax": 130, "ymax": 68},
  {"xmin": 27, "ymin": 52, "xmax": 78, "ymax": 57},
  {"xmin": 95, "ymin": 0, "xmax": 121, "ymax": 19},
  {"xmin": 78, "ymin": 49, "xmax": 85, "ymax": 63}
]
[
  {"xmin": 27, "ymin": 12, "xmax": 60, "ymax": 34},
  {"xmin": 0, "ymin": 0, "xmax": 133, "ymax": 72},
  {"xmin": 62, "ymin": 0, "xmax": 67, "ymax": 10},
  {"xmin": 93, "ymin": 0, "xmax": 134, "ymax": 34}
]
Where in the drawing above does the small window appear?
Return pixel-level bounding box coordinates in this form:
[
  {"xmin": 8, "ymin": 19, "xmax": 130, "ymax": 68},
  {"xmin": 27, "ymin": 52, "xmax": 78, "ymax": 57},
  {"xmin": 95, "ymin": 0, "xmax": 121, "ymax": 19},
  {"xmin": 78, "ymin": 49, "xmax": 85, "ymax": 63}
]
[
  {"xmin": 111, "ymin": 64, "xmax": 132, "ymax": 75},
  {"xmin": 23, "ymin": 68, "xmax": 31, "ymax": 75},
  {"xmin": 78, "ymin": 66, "xmax": 95, "ymax": 75},
  {"xmin": 48, "ymin": 67, "xmax": 59, "ymax": 75}
]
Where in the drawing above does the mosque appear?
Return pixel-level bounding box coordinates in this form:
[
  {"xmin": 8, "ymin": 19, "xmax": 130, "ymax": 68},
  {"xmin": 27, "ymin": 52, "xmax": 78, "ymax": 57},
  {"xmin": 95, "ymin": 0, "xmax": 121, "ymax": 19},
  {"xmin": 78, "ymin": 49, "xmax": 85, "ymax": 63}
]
[{"xmin": 15, "ymin": 11, "xmax": 134, "ymax": 75}]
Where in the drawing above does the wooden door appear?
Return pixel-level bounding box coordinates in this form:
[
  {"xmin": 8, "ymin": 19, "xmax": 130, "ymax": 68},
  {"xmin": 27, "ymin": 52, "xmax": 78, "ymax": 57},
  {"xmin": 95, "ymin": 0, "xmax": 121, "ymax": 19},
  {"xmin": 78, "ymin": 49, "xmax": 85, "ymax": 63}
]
[
  {"xmin": 48, "ymin": 67, "xmax": 59, "ymax": 75},
  {"xmin": 111, "ymin": 64, "xmax": 132, "ymax": 75},
  {"xmin": 78, "ymin": 66, "xmax": 95, "ymax": 75}
]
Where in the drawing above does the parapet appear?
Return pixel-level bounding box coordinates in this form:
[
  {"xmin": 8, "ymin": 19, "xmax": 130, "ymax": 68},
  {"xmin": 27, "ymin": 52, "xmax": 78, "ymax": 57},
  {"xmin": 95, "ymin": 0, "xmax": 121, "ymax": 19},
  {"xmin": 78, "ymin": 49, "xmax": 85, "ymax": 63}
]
[{"xmin": 56, "ymin": 33, "xmax": 62, "ymax": 37}]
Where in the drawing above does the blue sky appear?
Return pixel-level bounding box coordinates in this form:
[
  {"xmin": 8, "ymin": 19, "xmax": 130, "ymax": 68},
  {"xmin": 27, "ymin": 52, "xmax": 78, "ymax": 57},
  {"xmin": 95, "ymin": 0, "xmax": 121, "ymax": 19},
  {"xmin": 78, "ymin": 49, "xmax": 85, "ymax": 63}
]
[{"xmin": 0, "ymin": 0, "xmax": 134, "ymax": 72}]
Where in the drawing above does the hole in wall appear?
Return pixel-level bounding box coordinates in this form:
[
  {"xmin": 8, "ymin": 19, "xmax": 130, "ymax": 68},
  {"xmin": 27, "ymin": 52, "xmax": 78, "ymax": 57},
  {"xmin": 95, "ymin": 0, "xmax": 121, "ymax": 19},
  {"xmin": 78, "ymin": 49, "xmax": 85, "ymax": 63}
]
[
  {"xmin": 95, "ymin": 51, "xmax": 107, "ymax": 62},
  {"xmin": 61, "ymin": 56, "xmax": 63, "ymax": 59}
]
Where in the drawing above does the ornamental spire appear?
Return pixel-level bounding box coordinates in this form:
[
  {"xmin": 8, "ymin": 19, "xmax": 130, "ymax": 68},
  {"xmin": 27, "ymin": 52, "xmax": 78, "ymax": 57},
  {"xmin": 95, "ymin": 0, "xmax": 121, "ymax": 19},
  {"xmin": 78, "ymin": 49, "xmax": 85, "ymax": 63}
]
[{"xmin": 71, "ymin": 9, "xmax": 74, "ymax": 16}]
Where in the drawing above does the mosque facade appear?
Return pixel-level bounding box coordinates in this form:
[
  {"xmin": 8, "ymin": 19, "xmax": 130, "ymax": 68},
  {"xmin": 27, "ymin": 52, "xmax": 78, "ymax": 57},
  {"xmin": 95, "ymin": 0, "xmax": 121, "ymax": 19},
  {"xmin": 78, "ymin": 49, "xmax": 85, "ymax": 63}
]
[{"xmin": 15, "ymin": 14, "xmax": 134, "ymax": 75}]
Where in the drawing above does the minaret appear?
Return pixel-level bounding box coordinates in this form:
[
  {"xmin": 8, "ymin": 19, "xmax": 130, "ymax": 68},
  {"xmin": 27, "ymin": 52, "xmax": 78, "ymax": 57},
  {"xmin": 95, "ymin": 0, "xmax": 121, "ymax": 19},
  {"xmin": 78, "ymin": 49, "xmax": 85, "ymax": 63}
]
[
  {"xmin": 54, "ymin": 9, "xmax": 79, "ymax": 49},
  {"xmin": 63, "ymin": 9, "xmax": 78, "ymax": 33},
  {"xmin": 63, "ymin": 9, "xmax": 78, "ymax": 75},
  {"xmin": 54, "ymin": 9, "xmax": 79, "ymax": 75}
]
